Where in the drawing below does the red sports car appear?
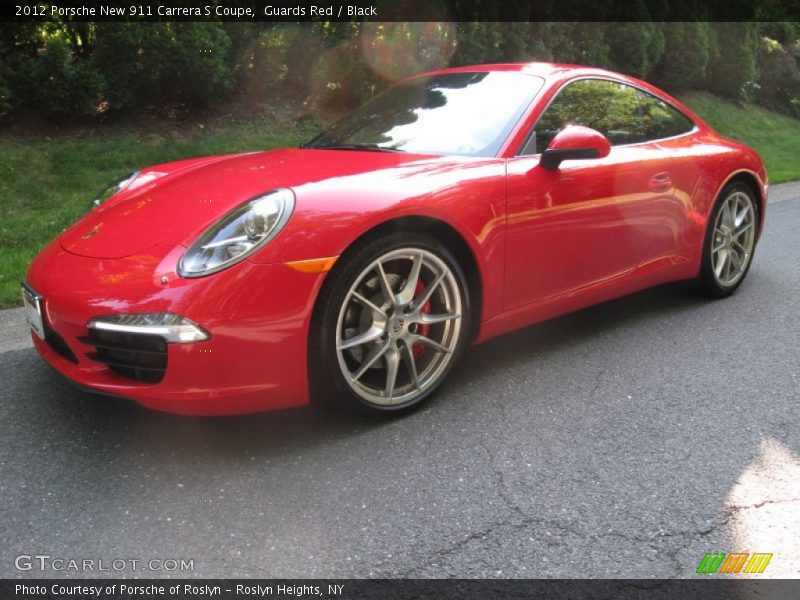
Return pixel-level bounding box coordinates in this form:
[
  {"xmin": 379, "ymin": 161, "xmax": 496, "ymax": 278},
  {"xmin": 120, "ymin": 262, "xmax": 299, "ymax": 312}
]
[{"xmin": 24, "ymin": 63, "xmax": 767, "ymax": 416}]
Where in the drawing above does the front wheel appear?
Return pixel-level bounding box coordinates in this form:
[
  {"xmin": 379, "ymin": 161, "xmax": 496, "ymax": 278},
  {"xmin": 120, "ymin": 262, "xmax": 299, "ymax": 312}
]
[
  {"xmin": 698, "ymin": 183, "xmax": 758, "ymax": 298},
  {"xmin": 310, "ymin": 233, "xmax": 470, "ymax": 415}
]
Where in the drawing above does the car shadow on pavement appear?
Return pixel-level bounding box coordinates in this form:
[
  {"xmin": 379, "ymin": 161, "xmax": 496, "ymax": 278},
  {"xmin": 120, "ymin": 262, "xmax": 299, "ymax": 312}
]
[
  {"xmin": 16, "ymin": 281, "xmax": 710, "ymax": 455},
  {"xmin": 451, "ymin": 282, "xmax": 710, "ymax": 388}
]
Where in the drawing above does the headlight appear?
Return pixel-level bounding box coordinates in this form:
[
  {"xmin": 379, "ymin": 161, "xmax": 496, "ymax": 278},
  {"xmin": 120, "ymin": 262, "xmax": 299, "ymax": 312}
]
[
  {"xmin": 92, "ymin": 171, "xmax": 139, "ymax": 207},
  {"xmin": 178, "ymin": 188, "xmax": 295, "ymax": 278}
]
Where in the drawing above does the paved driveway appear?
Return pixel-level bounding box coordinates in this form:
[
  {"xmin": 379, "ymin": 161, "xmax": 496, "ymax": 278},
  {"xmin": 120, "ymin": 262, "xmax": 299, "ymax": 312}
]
[{"xmin": 1, "ymin": 183, "xmax": 798, "ymax": 578}]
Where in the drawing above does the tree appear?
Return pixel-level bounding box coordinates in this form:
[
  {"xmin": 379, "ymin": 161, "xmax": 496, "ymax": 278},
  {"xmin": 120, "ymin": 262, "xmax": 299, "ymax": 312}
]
[
  {"xmin": 707, "ymin": 22, "xmax": 758, "ymax": 99},
  {"xmin": 652, "ymin": 22, "xmax": 712, "ymax": 90}
]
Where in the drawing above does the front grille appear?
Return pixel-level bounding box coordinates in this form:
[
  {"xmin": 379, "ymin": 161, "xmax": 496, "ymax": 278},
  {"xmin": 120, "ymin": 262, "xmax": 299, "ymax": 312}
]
[
  {"xmin": 80, "ymin": 329, "xmax": 167, "ymax": 383},
  {"xmin": 43, "ymin": 323, "xmax": 78, "ymax": 364}
]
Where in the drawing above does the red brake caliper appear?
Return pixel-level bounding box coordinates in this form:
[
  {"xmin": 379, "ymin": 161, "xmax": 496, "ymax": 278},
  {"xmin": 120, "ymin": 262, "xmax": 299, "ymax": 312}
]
[{"xmin": 413, "ymin": 280, "xmax": 431, "ymax": 359}]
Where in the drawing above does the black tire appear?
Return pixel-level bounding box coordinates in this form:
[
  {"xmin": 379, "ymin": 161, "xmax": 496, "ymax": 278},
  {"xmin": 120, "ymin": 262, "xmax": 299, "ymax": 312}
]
[
  {"xmin": 309, "ymin": 232, "xmax": 471, "ymax": 416},
  {"xmin": 698, "ymin": 182, "xmax": 759, "ymax": 299}
]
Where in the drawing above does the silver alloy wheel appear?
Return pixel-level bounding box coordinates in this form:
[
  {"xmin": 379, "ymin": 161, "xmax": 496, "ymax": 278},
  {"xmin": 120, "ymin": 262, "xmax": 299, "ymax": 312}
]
[
  {"xmin": 335, "ymin": 247, "xmax": 463, "ymax": 407},
  {"xmin": 711, "ymin": 190, "xmax": 756, "ymax": 287}
]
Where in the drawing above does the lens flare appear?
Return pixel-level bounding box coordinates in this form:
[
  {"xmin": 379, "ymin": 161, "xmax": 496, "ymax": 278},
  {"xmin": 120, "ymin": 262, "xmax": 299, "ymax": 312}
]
[{"xmin": 359, "ymin": 22, "xmax": 458, "ymax": 83}]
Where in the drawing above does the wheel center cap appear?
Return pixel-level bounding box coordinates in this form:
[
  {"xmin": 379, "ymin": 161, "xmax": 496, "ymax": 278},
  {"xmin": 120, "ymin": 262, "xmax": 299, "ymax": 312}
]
[{"xmin": 389, "ymin": 316, "xmax": 406, "ymax": 338}]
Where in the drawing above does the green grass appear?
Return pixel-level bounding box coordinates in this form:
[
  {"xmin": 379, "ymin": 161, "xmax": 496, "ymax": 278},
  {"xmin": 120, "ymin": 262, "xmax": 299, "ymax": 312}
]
[
  {"xmin": 679, "ymin": 91, "xmax": 800, "ymax": 184},
  {"xmin": 1, "ymin": 95, "xmax": 799, "ymax": 308},
  {"xmin": 0, "ymin": 116, "xmax": 310, "ymax": 308}
]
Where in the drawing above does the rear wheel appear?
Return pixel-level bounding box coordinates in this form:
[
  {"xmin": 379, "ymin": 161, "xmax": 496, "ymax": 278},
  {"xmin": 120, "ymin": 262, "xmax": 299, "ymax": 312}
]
[
  {"xmin": 310, "ymin": 233, "xmax": 470, "ymax": 415},
  {"xmin": 698, "ymin": 183, "xmax": 758, "ymax": 298}
]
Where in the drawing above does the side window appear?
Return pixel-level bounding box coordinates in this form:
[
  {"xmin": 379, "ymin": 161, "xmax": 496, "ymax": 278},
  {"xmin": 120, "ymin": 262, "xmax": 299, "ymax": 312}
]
[
  {"xmin": 637, "ymin": 91, "xmax": 695, "ymax": 141},
  {"xmin": 523, "ymin": 79, "xmax": 644, "ymax": 155}
]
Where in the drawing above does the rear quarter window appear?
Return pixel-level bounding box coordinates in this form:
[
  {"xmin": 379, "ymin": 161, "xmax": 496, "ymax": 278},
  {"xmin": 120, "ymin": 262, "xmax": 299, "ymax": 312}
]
[{"xmin": 637, "ymin": 91, "xmax": 696, "ymax": 141}]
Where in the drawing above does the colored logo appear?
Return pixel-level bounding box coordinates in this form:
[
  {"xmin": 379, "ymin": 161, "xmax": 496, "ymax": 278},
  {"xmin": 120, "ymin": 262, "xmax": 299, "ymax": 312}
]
[{"xmin": 697, "ymin": 552, "xmax": 773, "ymax": 574}]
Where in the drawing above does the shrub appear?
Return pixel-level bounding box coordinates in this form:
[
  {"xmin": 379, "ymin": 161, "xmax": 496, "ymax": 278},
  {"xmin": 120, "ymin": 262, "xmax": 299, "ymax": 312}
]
[
  {"xmin": 606, "ymin": 22, "xmax": 665, "ymax": 78},
  {"xmin": 452, "ymin": 23, "xmax": 503, "ymax": 66},
  {"xmin": 759, "ymin": 22, "xmax": 799, "ymax": 46},
  {"xmin": 652, "ymin": 23, "xmax": 712, "ymax": 90},
  {"xmin": 306, "ymin": 38, "xmax": 375, "ymax": 111},
  {"xmin": 0, "ymin": 58, "xmax": 11, "ymax": 113},
  {"xmin": 707, "ymin": 23, "xmax": 758, "ymax": 99},
  {"xmin": 162, "ymin": 23, "xmax": 233, "ymax": 107},
  {"xmin": 498, "ymin": 23, "xmax": 535, "ymax": 62},
  {"xmin": 16, "ymin": 39, "xmax": 104, "ymax": 118},
  {"xmin": 92, "ymin": 23, "xmax": 233, "ymax": 111},
  {"xmin": 91, "ymin": 23, "xmax": 151, "ymax": 110},
  {"xmin": 755, "ymin": 36, "xmax": 800, "ymax": 117},
  {"xmin": 572, "ymin": 23, "xmax": 613, "ymax": 68}
]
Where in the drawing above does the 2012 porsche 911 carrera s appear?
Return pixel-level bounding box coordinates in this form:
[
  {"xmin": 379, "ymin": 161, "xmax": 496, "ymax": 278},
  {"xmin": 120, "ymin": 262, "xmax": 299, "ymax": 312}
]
[{"xmin": 24, "ymin": 63, "xmax": 767, "ymax": 416}]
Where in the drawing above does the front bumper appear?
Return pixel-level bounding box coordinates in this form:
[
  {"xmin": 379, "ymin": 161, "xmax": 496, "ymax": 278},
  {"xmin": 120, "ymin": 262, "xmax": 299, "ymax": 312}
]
[{"xmin": 26, "ymin": 242, "xmax": 325, "ymax": 415}]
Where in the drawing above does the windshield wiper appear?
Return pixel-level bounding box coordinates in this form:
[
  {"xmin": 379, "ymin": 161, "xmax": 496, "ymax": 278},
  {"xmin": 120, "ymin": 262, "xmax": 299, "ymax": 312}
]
[{"xmin": 308, "ymin": 143, "xmax": 405, "ymax": 153}]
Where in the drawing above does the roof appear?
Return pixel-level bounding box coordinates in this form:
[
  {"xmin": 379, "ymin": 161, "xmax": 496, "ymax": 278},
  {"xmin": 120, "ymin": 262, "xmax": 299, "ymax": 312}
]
[{"xmin": 426, "ymin": 62, "xmax": 608, "ymax": 79}]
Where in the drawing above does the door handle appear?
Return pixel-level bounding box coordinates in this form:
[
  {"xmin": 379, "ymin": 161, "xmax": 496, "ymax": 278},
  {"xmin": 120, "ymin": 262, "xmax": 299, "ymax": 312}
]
[{"xmin": 649, "ymin": 172, "xmax": 672, "ymax": 193}]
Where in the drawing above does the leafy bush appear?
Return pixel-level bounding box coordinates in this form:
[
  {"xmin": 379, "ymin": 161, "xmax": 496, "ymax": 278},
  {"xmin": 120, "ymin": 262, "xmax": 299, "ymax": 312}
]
[
  {"xmin": 307, "ymin": 38, "xmax": 375, "ymax": 111},
  {"xmin": 0, "ymin": 58, "xmax": 11, "ymax": 113},
  {"xmin": 707, "ymin": 23, "xmax": 758, "ymax": 99},
  {"xmin": 90, "ymin": 23, "xmax": 150, "ymax": 110},
  {"xmin": 755, "ymin": 36, "xmax": 800, "ymax": 117},
  {"xmin": 606, "ymin": 22, "xmax": 665, "ymax": 78},
  {"xmin": 15, "ymin": 40, "xmax": 104, "ymax": 118},
  {"xmin": 163, "ymin": 23, "xmax": 233, "ymax": 107},
  {"xmin": 570, "ymin": 23, "xmax": 613, "ymax": 67},
  {"xmin": 1, "ymin": 21, "xmax": 798, "ymax": 122},
  {"xmin": 452, "ymin": 23, "xmax": 504, "ymax": 66},
  {"xmin": 533, "ymin": 22, "xmax": 611, "ymax": 66},
  {"xmin": 499, "ymin": 23, "xmax": 537, "ymax": 62},
  {"xmin": 652, "ymin": 23, "xmax": 712, "ymax": 90},
  {"xmin": 92, "ymin": 23, "xmax": 233, "ymax": 110},
  {"xmin": 759, "ymin": 22, "xmax": 799, "ymax": 46}
]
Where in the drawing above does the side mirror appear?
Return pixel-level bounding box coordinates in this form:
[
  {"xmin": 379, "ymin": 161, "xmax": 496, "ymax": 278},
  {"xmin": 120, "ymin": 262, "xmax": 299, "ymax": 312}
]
[{"xmin": 540, "ymin": 125, "xmax": 611, "ymax": 171}]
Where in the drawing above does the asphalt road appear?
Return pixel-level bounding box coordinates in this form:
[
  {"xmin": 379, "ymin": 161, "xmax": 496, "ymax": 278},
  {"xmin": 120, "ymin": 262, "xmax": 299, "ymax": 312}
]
[{"xmin": 1, "ymin": 185, "xmax": 799, "ymax": 579}]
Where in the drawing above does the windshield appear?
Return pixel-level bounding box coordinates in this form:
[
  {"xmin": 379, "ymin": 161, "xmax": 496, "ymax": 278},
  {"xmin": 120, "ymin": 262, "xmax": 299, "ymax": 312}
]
[{"xmin": 306, "ymin": 71, "xmax": 544, "ymax": 157}]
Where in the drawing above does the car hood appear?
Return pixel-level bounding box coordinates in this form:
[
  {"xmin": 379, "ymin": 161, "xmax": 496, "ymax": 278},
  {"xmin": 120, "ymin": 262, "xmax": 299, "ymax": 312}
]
[{"xmin": 59, "ymin": 148, "xmax": 449, "ymax": 259}]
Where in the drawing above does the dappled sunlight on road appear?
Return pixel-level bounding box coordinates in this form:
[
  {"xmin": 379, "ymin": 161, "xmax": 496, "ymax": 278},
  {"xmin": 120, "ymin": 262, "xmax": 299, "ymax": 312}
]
[{"xmin": 725, "ymin": 438, "xmax": 800, "ymax": 577}]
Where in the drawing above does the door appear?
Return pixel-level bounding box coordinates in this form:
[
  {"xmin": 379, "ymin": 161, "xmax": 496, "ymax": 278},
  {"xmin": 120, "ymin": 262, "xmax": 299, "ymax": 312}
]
[
  {"xmin": 638, "ymin": 90, "xmax": 707, "ymax": 266},
  {"xmin": 504, "ymin": 78, "xmax": 676, "ymax": 310}
]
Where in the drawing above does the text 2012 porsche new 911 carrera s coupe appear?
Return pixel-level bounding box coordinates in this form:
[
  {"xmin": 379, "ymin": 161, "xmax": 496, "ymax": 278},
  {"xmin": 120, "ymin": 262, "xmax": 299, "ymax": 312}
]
[{"xmin": 24, "ymin": 63, "xmax": 767, "ymax": 416}]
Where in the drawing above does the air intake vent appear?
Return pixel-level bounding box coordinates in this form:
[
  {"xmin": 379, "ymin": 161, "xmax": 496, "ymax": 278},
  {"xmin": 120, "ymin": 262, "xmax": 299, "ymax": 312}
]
[
  {"xmin": 80, "ymin": 329, "xmax": 167, "ymax": 383},
  {"xmin": 44, "ymin": 323, "xmax": 78, "ymax": 364}
]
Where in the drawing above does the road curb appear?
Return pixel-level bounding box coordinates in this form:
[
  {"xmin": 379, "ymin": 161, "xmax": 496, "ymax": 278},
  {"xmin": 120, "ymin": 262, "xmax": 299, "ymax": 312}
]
[
  {"xmin": 768, "ymin": 180, "xmax": 800, "ymax": 204},
  {"xmin": 0, "ymin": 307, "xmax": 30, "ymax": 353}
]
